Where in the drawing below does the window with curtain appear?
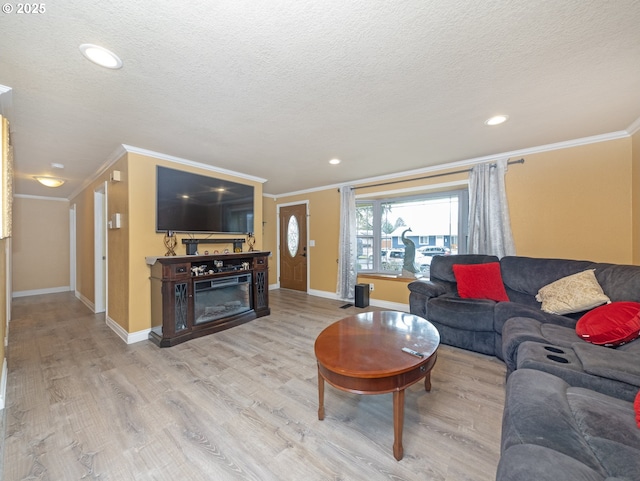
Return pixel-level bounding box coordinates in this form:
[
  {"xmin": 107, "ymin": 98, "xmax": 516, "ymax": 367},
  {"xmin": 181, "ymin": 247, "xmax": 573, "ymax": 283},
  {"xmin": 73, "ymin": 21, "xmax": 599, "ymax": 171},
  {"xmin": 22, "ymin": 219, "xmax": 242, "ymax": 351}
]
[{"xmin": 356, "ymin": 189, "xmax": 468, "ymax": 276}]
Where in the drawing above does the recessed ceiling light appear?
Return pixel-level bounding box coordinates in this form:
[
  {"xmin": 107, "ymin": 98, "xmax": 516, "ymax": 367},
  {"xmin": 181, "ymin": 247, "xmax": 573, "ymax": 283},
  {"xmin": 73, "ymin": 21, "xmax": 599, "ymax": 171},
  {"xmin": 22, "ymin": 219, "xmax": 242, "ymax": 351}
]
[
  {"xmin": 329, "ymin": 158, "xmax": 341, "ymax": 165},
  {"xmin": 79, "ymin": 44, "xmax": 123, "ymax": 69},
  {"xmin": 485, "ymin": 115, "xmax": 509, "ymax": 126},
  {"xmin": 34, "ymin": 176, "xmax": 65, "ymax": 188},
  {"xmin": 51, "ymin": 162, "xmax": 65, "ymax": 169}
]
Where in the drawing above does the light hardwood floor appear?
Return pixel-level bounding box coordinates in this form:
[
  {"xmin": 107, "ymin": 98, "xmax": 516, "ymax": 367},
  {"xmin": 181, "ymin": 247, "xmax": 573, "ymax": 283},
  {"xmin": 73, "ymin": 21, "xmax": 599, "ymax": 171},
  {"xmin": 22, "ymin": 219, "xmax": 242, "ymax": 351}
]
[{"xmin": 2, "ymin": 289, "xmax": 506, "ymax": 481}]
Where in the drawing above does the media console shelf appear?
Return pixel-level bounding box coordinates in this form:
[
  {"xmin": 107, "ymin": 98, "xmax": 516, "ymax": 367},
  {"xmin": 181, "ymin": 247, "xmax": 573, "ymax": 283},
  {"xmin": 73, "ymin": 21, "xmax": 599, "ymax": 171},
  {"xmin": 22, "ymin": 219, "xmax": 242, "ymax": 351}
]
[
  {"xmin": 181, "ymin": 237, "xmax": 246, "ymax": 255},
  {"xmin": 146, "ymin": 252, "xmax": 270, "ymax": 347}
]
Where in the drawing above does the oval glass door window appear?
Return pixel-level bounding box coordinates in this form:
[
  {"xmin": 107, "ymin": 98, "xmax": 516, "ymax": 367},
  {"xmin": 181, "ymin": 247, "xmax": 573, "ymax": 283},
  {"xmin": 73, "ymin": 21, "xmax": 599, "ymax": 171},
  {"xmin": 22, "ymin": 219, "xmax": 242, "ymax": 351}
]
[{"xmin": 287, "ymin": 215, "xmax": 299, "ymax": 257}]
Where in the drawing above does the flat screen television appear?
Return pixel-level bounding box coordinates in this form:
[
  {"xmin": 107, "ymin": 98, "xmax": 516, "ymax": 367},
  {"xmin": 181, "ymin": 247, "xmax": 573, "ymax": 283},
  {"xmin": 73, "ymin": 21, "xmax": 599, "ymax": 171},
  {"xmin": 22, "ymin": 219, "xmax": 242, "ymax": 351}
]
[{"xmin": 156, "ymin": 166, "xmax": 254, "ymax": 234}]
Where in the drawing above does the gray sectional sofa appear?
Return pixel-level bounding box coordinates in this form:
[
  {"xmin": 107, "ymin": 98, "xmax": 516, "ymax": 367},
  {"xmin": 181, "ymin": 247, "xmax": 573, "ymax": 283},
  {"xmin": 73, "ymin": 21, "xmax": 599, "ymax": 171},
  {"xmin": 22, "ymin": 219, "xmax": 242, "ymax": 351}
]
[
  {"xmin": 498, "ymin": 369, "xmax": 640, "ymax": 481},
  {"xmin": 407, "ymin": 254, "xmax": 640, "ymax": 481},
  {"xmin": 408, "ymin": 254, "xmax": 640, "ymax": 359}
]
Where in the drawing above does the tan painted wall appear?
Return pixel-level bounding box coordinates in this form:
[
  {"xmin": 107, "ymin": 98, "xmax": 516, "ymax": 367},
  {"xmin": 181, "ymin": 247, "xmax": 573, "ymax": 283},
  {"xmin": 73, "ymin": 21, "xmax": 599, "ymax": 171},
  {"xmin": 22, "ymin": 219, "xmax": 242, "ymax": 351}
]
[
  {"xmin": 73, "ymin": 186, "xmax": 95, "ymax": 304},
  {"xmin": 266, "ymin": 137, "xmax": 635, "ymax": 305},
  {"xmin": 268, "ymin": 190, "xmax": 341, "ymax": 293},
  {"xmin": 268, "ymin": 167, "xmax": 467, "ymax": 299},
  {"xmin": 632, "ymin": 130, "xmax": 640, "ymax": 264},
  {"xmin": 106, "ymin": 156, "xmax": 129, "ymax": 329},
  {"xmin": 508, "ymin": 138, "xmax": 632, "ymax": 263},
  {"xmin": 0, "ymin": 117, "xmax": 7, "ymax": 392},
  {"xmin": 54, "ymin": 135, "xmax": 640, "ymax": 328},
  {"xmin": 0, "ymin": 238, "xmax": 6, "ymax": 378},
  {"xmin": 262, "ymin": 196, "xmax": 278, "ymax": 285},
  {"xmin": 12, "ymin": 196, "xmax": 70, "ymax": 293},
  {"xmin": 70, "ymin": 153, "xmax": 128, "ymax": 328},
  {"xmin": 71, "ymin": 151, "xmax": 265, "ymax": 334},
  {"xmin": 127, "ymin": 153, "xmax": 265, "ymax": 333}
]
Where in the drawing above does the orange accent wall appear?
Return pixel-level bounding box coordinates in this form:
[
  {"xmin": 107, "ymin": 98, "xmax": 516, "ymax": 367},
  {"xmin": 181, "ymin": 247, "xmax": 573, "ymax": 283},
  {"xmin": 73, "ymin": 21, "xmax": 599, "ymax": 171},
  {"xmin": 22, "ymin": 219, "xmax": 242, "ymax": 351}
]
[
  {"xmin": 12, "ymin": 197, "xmax": 70, "ymax": 293},
  {"xmin": 508, "ymin": 138, "xmax": 632, "ymax": 263},
  {"xmin": 265, "ymin": 137, "xmax": 636, "ymax": 306},
  {"xmin": 70, "ymin": 151, "xmax": 265, "ymax": 335},
  {"xmin": 632, "ymin": 130, "xmax": 640, "ymax": 264}
]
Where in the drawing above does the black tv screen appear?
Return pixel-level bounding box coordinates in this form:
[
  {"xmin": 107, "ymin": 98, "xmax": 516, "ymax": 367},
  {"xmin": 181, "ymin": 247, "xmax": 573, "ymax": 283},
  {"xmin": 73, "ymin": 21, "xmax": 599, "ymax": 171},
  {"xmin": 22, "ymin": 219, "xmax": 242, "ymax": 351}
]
[{"xmin": 156, "ymin": 166, "xmax": 254, "ymax": 234}]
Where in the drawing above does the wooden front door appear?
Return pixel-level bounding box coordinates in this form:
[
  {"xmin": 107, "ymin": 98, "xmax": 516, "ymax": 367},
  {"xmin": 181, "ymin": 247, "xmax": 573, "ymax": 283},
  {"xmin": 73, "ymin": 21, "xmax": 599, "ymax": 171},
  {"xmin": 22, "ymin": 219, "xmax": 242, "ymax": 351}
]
[{"xmin": 279, "ymin": 204, "xmax": 308, "ymax": 291}]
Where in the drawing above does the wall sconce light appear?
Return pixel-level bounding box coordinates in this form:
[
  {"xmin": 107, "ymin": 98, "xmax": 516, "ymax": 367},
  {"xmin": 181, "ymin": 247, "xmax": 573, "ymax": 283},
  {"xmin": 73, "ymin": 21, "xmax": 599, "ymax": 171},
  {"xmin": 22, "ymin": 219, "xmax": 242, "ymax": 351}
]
[{"xmin": 34, "ymin": 176, "xmax": 65, "ymax": 188}]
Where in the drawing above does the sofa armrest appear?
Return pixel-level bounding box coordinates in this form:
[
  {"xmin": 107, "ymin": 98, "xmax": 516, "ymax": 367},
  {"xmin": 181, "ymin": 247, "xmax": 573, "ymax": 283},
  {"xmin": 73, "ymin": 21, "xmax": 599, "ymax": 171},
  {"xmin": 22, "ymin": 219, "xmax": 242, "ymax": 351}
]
[
  {"xmin": 407, "ymin": 279, "xmax": 451, "ymax": 298},
  {"xmin": 408, "ymin": 279, "xmax": 455, "ymax": 319}
]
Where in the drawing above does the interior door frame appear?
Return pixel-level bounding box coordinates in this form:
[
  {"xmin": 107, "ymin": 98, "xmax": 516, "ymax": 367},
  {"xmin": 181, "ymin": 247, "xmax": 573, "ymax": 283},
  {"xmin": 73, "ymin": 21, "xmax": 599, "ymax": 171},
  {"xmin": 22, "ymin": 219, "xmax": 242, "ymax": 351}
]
[
  {"xmin": 94, "ymin": 182, "xmax": 108, "ymax": 314},
  {"xmin": 276, "ymin": 200, "xmax": 309, "ymax": 291},
  {"xmin": 69, "ymin": 203, "xmax": 76, "ymax": 294}
]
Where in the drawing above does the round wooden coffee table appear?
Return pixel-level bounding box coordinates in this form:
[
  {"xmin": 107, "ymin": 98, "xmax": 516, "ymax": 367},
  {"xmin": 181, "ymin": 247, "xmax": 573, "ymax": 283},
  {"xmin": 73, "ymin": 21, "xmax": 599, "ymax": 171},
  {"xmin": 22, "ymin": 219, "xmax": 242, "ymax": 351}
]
[{"xmin": 314, "ymin": 311, "xmax": 440, "ymax": 460}]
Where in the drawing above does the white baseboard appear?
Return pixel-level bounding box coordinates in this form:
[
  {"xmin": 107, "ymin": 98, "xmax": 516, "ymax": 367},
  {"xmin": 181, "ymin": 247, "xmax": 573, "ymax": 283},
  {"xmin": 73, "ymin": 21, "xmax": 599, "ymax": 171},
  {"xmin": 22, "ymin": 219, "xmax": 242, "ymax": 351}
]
[
  {"xmin": 308, "ymin": 288, "xmax": 340, "ymax": 300},
  {"xmin": 368, "ymin": 299, "xmax": 410, "ymax": 312},
  {"xmin": 307, "ymin": 288, "xmax": 409, "ymax": 312},
  {"xmin": 0, "ymin": 357, "xmax": 7, "ymax": 410},
  {"xmin": 12, "ymin": 286, "xmax": 71, "ymax": 298},
  {"xmin": 75, "ymin": 290, "xmax": 95, "ymax": 312},
  {"xmin": 106, "ymin": 316, "xmax": 150, "ymax": 344}
]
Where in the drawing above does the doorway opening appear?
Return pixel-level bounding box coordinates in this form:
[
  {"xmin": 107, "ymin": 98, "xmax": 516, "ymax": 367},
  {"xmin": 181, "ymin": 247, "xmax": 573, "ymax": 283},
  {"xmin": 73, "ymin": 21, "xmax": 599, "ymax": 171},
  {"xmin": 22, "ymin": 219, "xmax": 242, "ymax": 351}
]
[{"xmin": 94, "ymin": 183, "xmax": 107, "ymax": 313}]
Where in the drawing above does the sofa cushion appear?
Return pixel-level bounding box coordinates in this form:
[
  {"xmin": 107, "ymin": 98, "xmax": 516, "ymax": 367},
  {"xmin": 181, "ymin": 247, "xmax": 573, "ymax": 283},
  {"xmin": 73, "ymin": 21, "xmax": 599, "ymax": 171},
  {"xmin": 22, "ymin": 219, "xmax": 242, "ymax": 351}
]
[
  {"xmin": 500, "ymin": 369, "xmax": 610, "ymax": 473},
  {"xmin": 593, "ymin": 263, "xmax": 640, "ymax": 303},
  {"xmin": 427, "ymin": 296, "xmax": 495, "ymax": 331},
  {"xmin": 573, "ymin": 343, "xmax": 640, "ymax": 387},
  {"xmin": 429, "ymin": 254, "xmax": 499, "ymax": 283},
  {"xmin": 452, "ymin": 262, "xmax": 509, "ymax": 302},
  {"xmin": 535, "ymin": 269, "xmax": 610, "ymax": 315},
  {"xmin": 576, "ymin": 302, "xmax": 640, "ymax": 347},
  {"xmin": 496, "ymin": 444, "xmax": 607, "ymax": 481},
  {"xmin": 500, "ymin": 256, "xmax": 595, "ymax": 297},
  {"xmin": 566, "ymin": 388, "xmax": 640, "ymax": 477},
  {"xmin": 500, "ymin": 369, "xmax": 640, "ymax": 480}
]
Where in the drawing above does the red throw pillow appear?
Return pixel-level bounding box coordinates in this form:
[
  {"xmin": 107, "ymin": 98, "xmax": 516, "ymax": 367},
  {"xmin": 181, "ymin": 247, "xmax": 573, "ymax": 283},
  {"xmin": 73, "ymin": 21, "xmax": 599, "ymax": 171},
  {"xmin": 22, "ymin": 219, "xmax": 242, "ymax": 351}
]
[
  {"xmin": 635, "ymin": 391, "xmax": 640, "ymax": 429},
  {"xmin": 452, "ymin": 262, "xmax": 509, "ymax": 302},
  {"xmin": 576, "ymin": 301, "xmax": 640, "ymax": 347}
]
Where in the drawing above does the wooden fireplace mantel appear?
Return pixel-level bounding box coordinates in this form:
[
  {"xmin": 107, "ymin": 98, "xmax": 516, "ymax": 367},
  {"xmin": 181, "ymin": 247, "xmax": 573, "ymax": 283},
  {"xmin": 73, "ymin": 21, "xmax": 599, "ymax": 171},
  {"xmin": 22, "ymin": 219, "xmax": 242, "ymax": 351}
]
[{"xmin": 147, "ymin": 251, "xmax": 271, "ymax": 347}]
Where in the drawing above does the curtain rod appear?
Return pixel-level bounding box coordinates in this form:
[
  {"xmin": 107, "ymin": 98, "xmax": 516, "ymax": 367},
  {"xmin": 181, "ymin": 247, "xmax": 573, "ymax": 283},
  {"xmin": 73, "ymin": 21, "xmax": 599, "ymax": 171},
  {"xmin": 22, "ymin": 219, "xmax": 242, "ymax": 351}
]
[{"xmin": 345, "ymin": 158, "xmax": 525, "ymax": 191}]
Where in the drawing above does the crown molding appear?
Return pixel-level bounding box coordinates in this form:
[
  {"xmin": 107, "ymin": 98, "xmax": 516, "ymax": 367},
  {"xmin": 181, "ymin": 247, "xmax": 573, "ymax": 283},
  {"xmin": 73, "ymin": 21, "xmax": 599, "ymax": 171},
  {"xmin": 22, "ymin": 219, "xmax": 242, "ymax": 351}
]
[
  {"xmin": 626, "ymin": 115, "xmax": 640, "ymax": 136},
  {"xmin": 67, "ymin": 144, "xmax": 127, "ymax": 200},
  {"xmin": 273, "ymin": 130, "xmax": 631, "ymax": 198},
  {"xmin": 72, "ymin": 127, "xmax": 635, "ymax": 202},
  {"xmin": 0, "ymin": 84, "xmax": 13, "ymax": 119},
  {"xmin": 15, "ymin": 193, "xmax": 70, "ymax": 202},
  {"xmin": 69, "ymin": 143, "xmax": 269, "ymax": 201},
  {"xmin": 122, "ymin": 144, "xmax": 268, "ymax": 184}
]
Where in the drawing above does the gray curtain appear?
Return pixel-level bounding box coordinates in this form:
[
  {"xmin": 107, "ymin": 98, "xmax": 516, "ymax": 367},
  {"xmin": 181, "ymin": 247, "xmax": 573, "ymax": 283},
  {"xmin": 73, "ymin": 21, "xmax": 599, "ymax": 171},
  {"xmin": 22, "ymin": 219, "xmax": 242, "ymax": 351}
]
[
  {"xmin": 337, "ymin": 185, "xmax": 357, "ymax": 300},
  {"xmin": 468, "ymin": 158, "xmax": 516, "ymax": 258}
]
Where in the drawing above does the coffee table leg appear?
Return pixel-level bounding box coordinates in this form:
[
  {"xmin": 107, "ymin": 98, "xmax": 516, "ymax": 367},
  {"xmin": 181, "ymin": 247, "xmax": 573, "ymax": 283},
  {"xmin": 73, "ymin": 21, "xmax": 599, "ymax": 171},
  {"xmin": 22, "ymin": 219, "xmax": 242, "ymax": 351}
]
[
  {"xmin": 424, "ymin": 371, "xmax": 432, "ymax": 392},
  {"xmin": 393, "ymin": 389, "xmax": 405, "ymax": 461},
  {"xmin": 317, "ymin": 366, "xmax": 325, "ymax": 420}
]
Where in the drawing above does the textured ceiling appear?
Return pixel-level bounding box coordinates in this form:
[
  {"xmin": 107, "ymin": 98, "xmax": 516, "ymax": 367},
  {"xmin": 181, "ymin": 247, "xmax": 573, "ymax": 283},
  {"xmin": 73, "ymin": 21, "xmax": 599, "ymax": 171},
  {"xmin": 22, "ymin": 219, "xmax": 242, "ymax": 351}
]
[{"xmin": 1, "ymin": 0, "xmax": 640, "ymax": 198}]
